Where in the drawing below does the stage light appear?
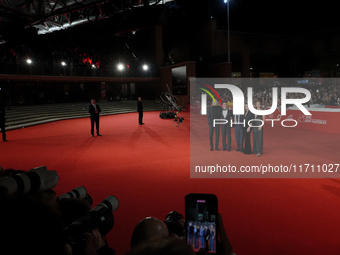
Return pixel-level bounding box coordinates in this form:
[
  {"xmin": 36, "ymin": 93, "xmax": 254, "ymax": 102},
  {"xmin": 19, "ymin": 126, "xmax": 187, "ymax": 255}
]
[
  {"xmin": 91, "ymin": 64, "xmax": 96, "ymax": 69},
  {"xmin": 61, "ymin": 61, "xmax": 67, "ymax": 66},
  {"xmin": 117, "ymin": 63, "xmax": 124, "ymax": 71},
  {"xmin": 224, "ymin": 0, "xmax": 231, "ymax": 62},
  {"xmin": 142, "ymin": 64, "xmax": 149, "ymax": 71},
  {"xmin": 26, "ymin": 59, "xmax": 32, "ymax": 64}
]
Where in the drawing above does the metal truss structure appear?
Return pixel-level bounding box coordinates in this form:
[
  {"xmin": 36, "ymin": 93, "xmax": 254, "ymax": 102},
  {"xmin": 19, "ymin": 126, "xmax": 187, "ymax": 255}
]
[{"xmin": 0, "ymin": 0, "xmax": 175, "ymax": 44}]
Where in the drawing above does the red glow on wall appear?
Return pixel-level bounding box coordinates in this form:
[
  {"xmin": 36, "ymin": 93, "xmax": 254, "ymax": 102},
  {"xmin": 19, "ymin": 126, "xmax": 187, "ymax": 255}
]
[{"xmin": 82, "ymin": 54, "xmax": 93, "ymax": 65}]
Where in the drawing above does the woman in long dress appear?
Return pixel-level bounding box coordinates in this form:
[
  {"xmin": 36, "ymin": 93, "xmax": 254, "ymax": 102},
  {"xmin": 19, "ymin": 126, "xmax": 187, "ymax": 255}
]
[
  {"xmin": 253, "ymin": 101, "xmax": 265, "ymax": 157},
  {"xmin": 243, "ymin": 103, "xmax": 254, "ymax": 154}
]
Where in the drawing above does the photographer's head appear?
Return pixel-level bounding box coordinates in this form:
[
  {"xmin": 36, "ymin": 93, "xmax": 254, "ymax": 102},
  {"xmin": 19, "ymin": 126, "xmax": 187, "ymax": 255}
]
[
  {"xmin": 130, "ymin": 217, "xmax": 169, "ymax": 248},
  {"xmin": 126, "ymin": 236, "xmax": 194, "ymax": 255},
  {"xmin": 62, "ymin": 195, "xmax": 118, "ymax": 255},
  {"xmin": 58, "ymin": 197, "xmax": 91, "ymax": 227},
  {"xmin": 0, "ymin": 194, "xmax": 66, "ymax": 255}
]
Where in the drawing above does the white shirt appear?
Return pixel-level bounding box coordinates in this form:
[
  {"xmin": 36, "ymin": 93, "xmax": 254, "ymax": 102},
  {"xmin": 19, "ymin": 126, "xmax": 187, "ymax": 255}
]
[{"xmin": 222, "ymin": 109, "xmax": 228, "ymax": 118}]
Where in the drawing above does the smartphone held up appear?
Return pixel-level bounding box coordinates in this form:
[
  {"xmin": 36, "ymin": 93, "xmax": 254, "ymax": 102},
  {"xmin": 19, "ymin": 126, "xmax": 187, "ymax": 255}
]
[{"xmin": 185, "ymin": 193, "xmax": 218, "ymax": 254}]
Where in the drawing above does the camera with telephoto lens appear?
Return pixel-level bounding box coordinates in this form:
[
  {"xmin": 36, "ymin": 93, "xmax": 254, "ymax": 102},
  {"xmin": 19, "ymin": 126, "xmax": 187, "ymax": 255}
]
[
  {"xmin": 57, "ymin": 186, "xmax": 93, "ymax": 205},
  {"xmin": 64, "ymin": 195, "xmax": 119, "ymax": 254},
  {"xmin": 164, "ymin": 210, "xmax": 185, "ymax": 238},
  {"xmin": 0, "ymin": 166, "xmax": 58, "ymax": 196}
]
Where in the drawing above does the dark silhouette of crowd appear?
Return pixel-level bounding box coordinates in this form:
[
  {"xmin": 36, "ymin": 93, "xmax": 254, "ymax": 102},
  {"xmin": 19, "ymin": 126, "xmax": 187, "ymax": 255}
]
[{"xmin": 0, "ymin": 166, "xmax": 235, "ymax": 255}]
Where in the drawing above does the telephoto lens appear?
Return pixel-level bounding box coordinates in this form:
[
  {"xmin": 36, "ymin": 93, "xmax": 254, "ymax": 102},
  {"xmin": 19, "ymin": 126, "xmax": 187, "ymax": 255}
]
[
  {"xmin": 64, "ymin": 195, "xmax": 119, "ymax": 248},
  {"xmin": 0, "ymin": 172, "xmax": 31, "ymax": 195},
  {"xmin": 0, "ymin": 166, "xmax": 58, "ymax": 195},
  {"xmin": 57, "ymin": 186, "xmax": 88, "ymax": 201},
  {"xmin": 28, "ymin": 166, "xmax": 59, "ymax": 192}
]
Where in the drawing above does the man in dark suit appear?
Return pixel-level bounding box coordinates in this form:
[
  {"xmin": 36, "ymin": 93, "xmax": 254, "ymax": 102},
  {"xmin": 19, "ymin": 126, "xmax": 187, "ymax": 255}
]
[
  {"xmin": 0, "ymin": 101, "xmax": 7, "ymax": 142},
  {"xmin": 221, "ymin": 102, "xmax": 233, "ymax": 151},
  {"xmin": 233, "ymin": 112, "xmax": 244, "ymax": 152},
  {"xmin": 208, "ymin": 101, "xmax": 222, "ymax": 151},
  {"xmin": 88, "ymin": 99, "xmax": 102, "ymax": 137},
  {"xmin": 137, "ymin": 97, "xmax": 144, "ymax": 125}
]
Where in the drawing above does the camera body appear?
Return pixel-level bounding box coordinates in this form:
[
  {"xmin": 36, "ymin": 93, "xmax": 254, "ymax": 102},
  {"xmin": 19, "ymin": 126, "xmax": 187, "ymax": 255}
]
[
  {"xmin": 64, "ymin": 195, "xmax": 119, "ymax": 254},
  {"xmin": 164, "ymin": 211, "xmax": 185, "ymax": 239}
]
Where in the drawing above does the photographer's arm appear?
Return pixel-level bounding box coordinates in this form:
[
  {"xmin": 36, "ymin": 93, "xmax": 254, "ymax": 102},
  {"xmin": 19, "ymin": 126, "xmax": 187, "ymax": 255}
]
[
  {"xmin": 91, "ymin": 229, "xmax": 115, "ymax": 255},
  {"xmin": 216, "ymin": 214, "xmax": 233, "ymax": 255}
]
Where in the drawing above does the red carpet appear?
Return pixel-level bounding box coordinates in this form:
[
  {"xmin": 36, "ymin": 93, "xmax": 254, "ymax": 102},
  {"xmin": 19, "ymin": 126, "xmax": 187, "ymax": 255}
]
[{"xmin": 1, "ymin": 111, "xmax": 340, "ymax": 255}]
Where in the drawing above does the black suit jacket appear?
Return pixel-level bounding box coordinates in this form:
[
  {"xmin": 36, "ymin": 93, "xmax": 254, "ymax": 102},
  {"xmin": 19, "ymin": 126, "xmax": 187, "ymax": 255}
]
[
  {"xmin": 89, "ymin": 104, "xmax": 101, "ymax": 119},
  {"xmin": 0, "ymin": 103, "xmax": 5, "ymax": 123},
  {"xmin": 208, "ymin": 105, "xmax": 222, "ymax": 126},
  {"xmin": 137, "ymin": 101, "xmax": 143, "ymax": 112},
  {"xmin": 220, "ymin": 108, "xmax": 233, "ymax": 128}
]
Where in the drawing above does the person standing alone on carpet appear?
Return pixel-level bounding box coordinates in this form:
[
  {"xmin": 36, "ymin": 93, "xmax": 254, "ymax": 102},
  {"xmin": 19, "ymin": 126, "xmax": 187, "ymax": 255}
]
[
  {"xmin": 89, "ymin": 99, "xmax": 102, "ymax": 137},
  {"xmin": 0, "ymin": 99, "xmax": 7, "ymax": 142},
  {"xmin": 137, "ymin": 97, "xmax": 144, "ymax": 125}
]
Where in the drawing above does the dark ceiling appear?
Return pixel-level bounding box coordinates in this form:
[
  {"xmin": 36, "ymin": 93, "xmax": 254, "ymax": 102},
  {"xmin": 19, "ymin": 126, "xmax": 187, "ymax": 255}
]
[
  {"xmin": 1, "ymin": 0, "xmax": 339, "ymax": 47},
  {"xmin": 0, "ymin": 0, "xmax": 185, "ymax": 45}
]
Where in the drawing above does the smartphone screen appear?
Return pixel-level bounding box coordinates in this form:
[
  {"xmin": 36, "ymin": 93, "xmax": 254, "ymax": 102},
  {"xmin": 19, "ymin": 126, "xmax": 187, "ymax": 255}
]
[{"xmin": 185, "ymin": 193, "xmax": 218, "ymax": 254}]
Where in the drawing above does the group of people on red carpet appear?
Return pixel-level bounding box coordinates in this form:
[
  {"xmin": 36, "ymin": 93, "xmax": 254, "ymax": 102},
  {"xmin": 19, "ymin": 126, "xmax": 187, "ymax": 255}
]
[{"xmin": 208, "ymin": 100, "xmax": 264, "ymax": 157}]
